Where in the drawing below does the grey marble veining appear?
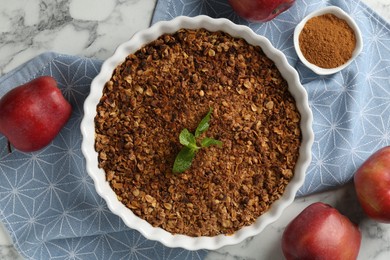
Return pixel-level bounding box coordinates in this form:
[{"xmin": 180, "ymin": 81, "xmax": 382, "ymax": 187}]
[
  {"xmin": 0, "ymin": 245, "xmax": 23, "ymax": 260},
  {"xmin": 1, "ymin": 0, "xmax": 390, "ymax": 259},
  {"xmin": 0, "ymin": 0, "xmax": 156, "ymax": 75}
]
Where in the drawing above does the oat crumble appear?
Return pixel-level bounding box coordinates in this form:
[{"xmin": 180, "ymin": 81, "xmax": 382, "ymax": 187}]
[{"xmin": 94, "ymin": 28, "xmax": 302, "ymax": 237}]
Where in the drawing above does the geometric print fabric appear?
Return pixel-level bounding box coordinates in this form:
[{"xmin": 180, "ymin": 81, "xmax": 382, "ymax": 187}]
[{"xmin": 1, "ymin": 0, "xmax": 390, "ymax": 258}]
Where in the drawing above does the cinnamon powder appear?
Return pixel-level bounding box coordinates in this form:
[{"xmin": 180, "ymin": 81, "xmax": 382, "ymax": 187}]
[{"xmin": 299, "ymin": 13, "xmax": 356, "ymax": 69}]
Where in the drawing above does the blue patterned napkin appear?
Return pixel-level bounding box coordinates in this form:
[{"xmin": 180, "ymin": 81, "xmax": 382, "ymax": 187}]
[{"xmin": 0, "ymin": 0, "xmax": 389, "ymax": 259}]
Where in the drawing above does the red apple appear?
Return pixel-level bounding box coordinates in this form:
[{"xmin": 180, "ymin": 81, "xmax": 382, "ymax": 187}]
[
  {"xmin": 228, "ymin": 0, "xmax": 295, "ymax": 22},
  {"xmin": 354, "ymin": 146, "xmax": 390, "ymax": 222},
  {"xmin": 0, "ymin": 76, "xmax": 72, "ymax": 152},
  {"xmin": 282, "ymin": 202, "xmax": 361, "ymax": 260}
]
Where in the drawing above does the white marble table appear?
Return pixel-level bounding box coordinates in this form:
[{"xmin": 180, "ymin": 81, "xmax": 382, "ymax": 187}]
[{"xmin": 0, "ymin": 0, "xmax": 389, "ymax": 259}]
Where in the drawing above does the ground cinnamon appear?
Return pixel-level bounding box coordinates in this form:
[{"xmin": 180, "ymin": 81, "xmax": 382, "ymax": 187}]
[{"xmin": 299, "ymin": 13, "xmax": 356, "ymax": 69}]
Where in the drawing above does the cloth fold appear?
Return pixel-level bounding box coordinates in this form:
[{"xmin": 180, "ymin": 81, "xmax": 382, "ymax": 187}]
[{"xmin": 0, "ymin": 0, "xmax": 390, "ymax": 259}]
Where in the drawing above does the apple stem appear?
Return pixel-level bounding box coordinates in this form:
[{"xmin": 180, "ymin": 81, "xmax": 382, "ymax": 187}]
[{"xmin": 7, "ymin": 140, "xmax": 12, "ymax": 153}]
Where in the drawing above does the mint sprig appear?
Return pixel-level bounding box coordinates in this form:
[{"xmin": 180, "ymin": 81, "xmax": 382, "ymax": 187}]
[{"xmin": 173, "ymin": 108, "xmax": 222, "ymax": 174}]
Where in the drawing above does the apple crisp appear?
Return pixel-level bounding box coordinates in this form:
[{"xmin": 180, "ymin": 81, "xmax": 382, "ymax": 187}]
[{"xmin": 94, "ymin": 28, "xmax": 301, "ymax": 236}]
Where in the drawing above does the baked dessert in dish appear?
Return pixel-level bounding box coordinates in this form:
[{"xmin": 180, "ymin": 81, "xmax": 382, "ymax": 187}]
[{"xmin": 94, "ymin": 28, "xmax": 301, "ymax": 237}]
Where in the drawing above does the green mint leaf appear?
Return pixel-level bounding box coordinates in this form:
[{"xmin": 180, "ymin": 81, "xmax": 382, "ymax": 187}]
[
  {"xmin": 201, "ymin": 137, "xmax": 223, "ymax": 148},
  {"xmin": 172, "ymin": 146, "xmax": 196, "ymax": 174},
  {"xmin": 179, "ymin": 128, "xmax": 199, "ymax": 150},
  {"xmin": 173, "ymin": 107, "xmax": 222, "ymax": 174},
  {"xmin": 195, "ymin": 108, "xmax": 212, "ymax": 138}
]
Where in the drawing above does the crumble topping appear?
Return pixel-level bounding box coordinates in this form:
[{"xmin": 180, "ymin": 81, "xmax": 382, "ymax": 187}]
[{"xmin": 95, "ymin": 28, "xmax": 301, "ymax": 236}]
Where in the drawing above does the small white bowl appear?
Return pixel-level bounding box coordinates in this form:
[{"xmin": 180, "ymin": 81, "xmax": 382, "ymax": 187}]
[
  {"xmin": 81, "ymin": 15, "xmax": 314, "ymax": 251},
  {"xmin": 294, "ymin": 6, "xmax": 363, "ymax": 75}
]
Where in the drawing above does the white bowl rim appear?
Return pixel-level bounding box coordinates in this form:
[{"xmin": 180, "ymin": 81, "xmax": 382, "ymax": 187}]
[
  {"xmin": 81, "ymin": 15, "xmax": 314, "ymax": 251},
  {"xmin": 293, "ymin": 6, "xmax": 363, "ymax": 75}
]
